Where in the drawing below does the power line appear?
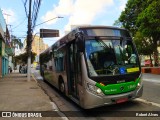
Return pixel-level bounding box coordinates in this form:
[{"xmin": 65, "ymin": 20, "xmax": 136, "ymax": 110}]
[
  {"xmin": 12, "ymin": 17, "xmax": 27, "ymax": 29},
  {"xmin": 21, "ymin": 0, "xmax": 28, "ymax": 17},
  {"xmin": 12, "ymin": 31, "xmax": 27, "ymax": 33},
  {"xmin": 31, "ymin": 0, "xmax": 42, "ymax": 30}
]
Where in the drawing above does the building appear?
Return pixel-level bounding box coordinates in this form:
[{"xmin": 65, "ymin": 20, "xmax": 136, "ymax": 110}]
[
  {"xmin": 32, "ymin": 35, "xmax": 48, "ymax": 67},
  {"xmin": 22, "ymin": 35, "xmax": 48, "ymax": 56},
  {"xmin": 0, "ymin": 8, "xmax": 14, "ymax": 77},
  {"xmin": 22, "ymin": 35, "xmax": 48, "ymax": 67},
  {"xmin": 32, "ymin": 35, "xmax": 48, "ymax": 55}
]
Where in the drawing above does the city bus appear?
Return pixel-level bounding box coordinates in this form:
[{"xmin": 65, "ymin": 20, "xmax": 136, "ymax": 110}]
[{"xmin": 39, "ymin": 26, "xmax": 143, "ymax": 109}]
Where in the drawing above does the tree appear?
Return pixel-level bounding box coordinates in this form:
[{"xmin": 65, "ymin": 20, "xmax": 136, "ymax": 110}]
[
  {"xmin": 113, "ymin": 20, "xmax": 124, "ymax": 28},
  {"xmin": 134, "ymin": 31, "xmax": 154, "ymax": 65},
  {"xmin": 14, "ymin": 52, "xmax": 36, "ymax": 64},
  {"xmin": 136, "ymin": 0, "xmax": 160, "ymax": 66},
  {"xmin": 118, "ymin": 0, "xmax": 146, "ymax": 36},
  {"xmin": 116, "ymin": 0, "xmax": 160, "ymax": 66},
  {"xmin": 11, "ymin": 35, "xmax": 23, "ymax": 49},
  {"xmin": 11, "ymin": 35, "xmax": 23, "ymax": 68}
]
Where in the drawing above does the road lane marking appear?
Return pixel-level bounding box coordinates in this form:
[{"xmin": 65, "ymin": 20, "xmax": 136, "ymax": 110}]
[
  {"xmin": 50, "ymin": 102, "xmax": 69, "ymax": 120},
  {"xmin": 135, "ymin": 98, "xmax": 160, "ymax": 108}
]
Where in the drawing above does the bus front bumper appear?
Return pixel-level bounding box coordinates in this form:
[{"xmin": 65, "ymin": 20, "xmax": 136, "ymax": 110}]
[{"xmin": 83, "ymin": 85, "xmax": 143, "ymax": 109}]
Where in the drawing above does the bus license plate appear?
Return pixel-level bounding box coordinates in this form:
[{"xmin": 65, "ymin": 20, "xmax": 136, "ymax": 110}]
[{"xmin": 116, "ymin": 98, "xmax": 128, "ymax": 104}]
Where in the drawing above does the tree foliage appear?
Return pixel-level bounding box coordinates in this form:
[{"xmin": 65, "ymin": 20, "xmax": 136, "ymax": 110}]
[
  {"xmin": 134, "ymin": 32, "xmax": 154, "ymax": 55},
  {"xmin": 116, "ymin": 0, "xmax": 160, "ymax": 66},
  {"xmin": 118, "ymin": 0, "xmax": 145, "ymax": 36},
  {"xmin": 113, "ymin": 20, "xmax": 124, "ymax": 28},
  {"xmin": 14, "ymin": 52, "xmax": 37, "ymax": 64},
  {"xmin": 11, "ymin": 35, "xmax": 23, "ymax": 49},
  {"xmin": 134, "ymin": 32, "xmax": 154, "ymax": 65},
  {"xmin": 137, "ymin": 0, "xmax": 160, "ymax": 66},
  {"xmin": 137, "ymin": 0, "xmax": 160, "ymax": 39}
]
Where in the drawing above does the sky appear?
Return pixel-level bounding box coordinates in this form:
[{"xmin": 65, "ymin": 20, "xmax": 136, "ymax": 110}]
[{"xmin": 0, "ymin": 0, "xmax": 127, "ymax": 46}]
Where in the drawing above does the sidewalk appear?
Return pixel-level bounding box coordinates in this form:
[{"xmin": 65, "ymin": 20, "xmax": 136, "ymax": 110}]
[{"xmin": 0, "ymin": 71, "xmax": 62, "ymax": 120}]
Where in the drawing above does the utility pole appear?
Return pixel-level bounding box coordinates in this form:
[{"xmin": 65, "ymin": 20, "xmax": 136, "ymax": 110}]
[{"xmin": 27, "ymin": 0, "xmax": 32, "ymax": 81}]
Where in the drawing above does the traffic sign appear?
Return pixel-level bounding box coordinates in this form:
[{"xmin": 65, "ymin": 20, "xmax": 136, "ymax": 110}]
[{"xmin": 40, "ymin": 29, "xmax": 59, "ymax": 38}]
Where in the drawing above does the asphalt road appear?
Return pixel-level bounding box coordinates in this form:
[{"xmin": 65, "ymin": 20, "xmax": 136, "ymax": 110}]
[
  {"xmin": 141, "ymin": 81, "xmax": 160, "ymax": 104},
  {"xmin": 37, "ymin": 80, "xmax": 160, "ymax": 120},
  {"xmin": 32, "ymin": 69, "xmax": 160, "ymax": 120}
]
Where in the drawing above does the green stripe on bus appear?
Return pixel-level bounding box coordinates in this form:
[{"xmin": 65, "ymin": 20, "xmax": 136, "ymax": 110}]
[{"xmin": 96, "ymin": 78, "xmax": 140, "ymax": 95}]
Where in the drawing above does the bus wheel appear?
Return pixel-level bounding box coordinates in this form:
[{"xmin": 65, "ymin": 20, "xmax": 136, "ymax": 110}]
[
  {"xmin": 59, "ymin": 80, "xmax": 65, "ymax": 94},
  {"xmin": 42, "ymin": 73, "xmax": 46, "ymax": 82}
]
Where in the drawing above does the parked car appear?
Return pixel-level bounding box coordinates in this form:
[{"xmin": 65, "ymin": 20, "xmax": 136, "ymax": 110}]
[{"xmin": 144, "ymin": 59, "xmax": 153, "ymax": 67}]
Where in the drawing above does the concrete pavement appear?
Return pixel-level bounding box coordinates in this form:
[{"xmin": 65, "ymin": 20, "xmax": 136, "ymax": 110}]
[{"xmin": 0, "ymin": 71, "xmax": 63, "ymax": 120}]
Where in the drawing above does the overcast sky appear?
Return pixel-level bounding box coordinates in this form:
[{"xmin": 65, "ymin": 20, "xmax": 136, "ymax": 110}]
[{"xmin": 0, "ymin": 0, "xmax": 127, "ymax": 46}]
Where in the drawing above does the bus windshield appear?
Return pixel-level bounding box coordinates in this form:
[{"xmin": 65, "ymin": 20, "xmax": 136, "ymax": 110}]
[{"xmin": 85, "ymin": 38, "xmax": 139, "ymax": 76}]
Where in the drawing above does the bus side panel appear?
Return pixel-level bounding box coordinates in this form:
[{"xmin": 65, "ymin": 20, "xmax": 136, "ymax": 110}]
[
  {"xmin": 43, "ymin": 60, "xmax": 67, "ymax": 90},
  {"xmin": 80, "ymin": 54, "xmax": 104, "ymax": 108},
  {"xmin": 77, "ymin": 53, "xmax": 86, "ymax": 107},
  {"xmin": 58, "ymin": 71, "xmax": 68, "ymax": 95},
  {"xmin": 51, "ymin": 58, "xmax": 59, "ymax": 89},
  {"xmin": 42, "ymin": 57, "xmax": 58, "ymax": 88}
]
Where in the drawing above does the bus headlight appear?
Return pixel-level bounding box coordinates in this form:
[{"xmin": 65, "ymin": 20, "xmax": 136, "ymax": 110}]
[
  {"xmin": 96, "ymin": 88, "xmax": 102, "ymax": 94},
  {"xmin": 87, "ymin": 83, "xmax": 104, "ymax": 96},
  {"xmin": 136, "ymin": 73, "xmax": 143, "ymax": 89},
  {"xmin": 137, "ymin": 83, "xmax": 140, "ymax": 87},
  {"xmin": 136, "ymin": 80, "xmax": 142, "ymax": 89}
]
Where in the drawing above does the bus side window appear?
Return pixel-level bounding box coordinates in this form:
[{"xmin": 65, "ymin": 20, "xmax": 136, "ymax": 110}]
[
  {"xmin": 54, "ymin": 58, "xmax": 57, "ymax": 70},
  {"xmin": 59, "ymin": 57, "xmax": 64, "ymax": 71},
  {"xmin": 54, "ymin": 51, "xmax": 64, "ymax": 72}
]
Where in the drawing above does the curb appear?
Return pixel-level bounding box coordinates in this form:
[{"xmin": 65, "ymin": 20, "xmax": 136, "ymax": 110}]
[{"xmin": 32, "ymin": 73, "xmax": 69, "ymax": 120}]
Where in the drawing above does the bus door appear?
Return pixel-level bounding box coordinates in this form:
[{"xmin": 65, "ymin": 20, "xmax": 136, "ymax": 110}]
[{"xmin": 67, "ymin": 41, "xmax": 81, "ymax": 99}]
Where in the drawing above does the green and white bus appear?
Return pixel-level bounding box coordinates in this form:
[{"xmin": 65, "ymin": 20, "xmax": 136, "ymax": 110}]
[{"xmin": 39, "ymin": 26, "xmax": 143, "ymax": 109}]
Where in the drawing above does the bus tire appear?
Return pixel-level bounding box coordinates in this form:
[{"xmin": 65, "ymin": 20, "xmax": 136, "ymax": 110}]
[
  {"xmin": 59, "ymin": 79, "xmax": 65, "ymax": 94},
  {"xmin": 42, "ymin": 73, "xmax": 47, "ymax": 82}
]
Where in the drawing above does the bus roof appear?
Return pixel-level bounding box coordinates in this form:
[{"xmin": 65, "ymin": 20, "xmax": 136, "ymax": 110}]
[
  {"xmin": 40, "ymin": 25, "xmax": 129, "ymax": 54},
  {"xmin": 72, "ymin": 25, "xmax": 126, "ymax": 30}
]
